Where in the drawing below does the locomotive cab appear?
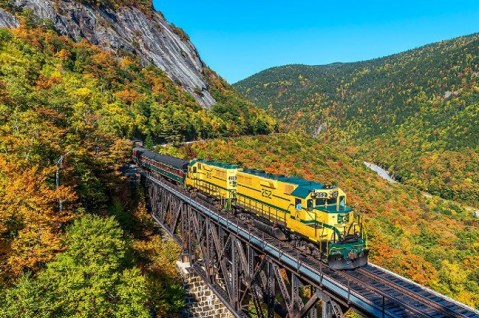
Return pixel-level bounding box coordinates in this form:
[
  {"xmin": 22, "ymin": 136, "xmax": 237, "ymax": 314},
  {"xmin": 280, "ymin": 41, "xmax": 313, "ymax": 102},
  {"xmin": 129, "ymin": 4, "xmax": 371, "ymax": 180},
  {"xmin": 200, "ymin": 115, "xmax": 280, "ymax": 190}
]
[
  {"xmin": 299, "ymin": 187, "xmax": 368, "ymax": 269},
  {"xmin": 326, "ymin": 214, "xmax": 369, "ymax": 270}
]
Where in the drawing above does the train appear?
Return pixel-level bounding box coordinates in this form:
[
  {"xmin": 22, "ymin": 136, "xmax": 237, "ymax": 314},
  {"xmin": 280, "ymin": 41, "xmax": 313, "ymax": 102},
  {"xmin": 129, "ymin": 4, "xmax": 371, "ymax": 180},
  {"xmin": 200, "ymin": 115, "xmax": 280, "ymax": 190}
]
[{"xmin": 133, "ymin": 146, "xmax": 368, "ymax": 270}]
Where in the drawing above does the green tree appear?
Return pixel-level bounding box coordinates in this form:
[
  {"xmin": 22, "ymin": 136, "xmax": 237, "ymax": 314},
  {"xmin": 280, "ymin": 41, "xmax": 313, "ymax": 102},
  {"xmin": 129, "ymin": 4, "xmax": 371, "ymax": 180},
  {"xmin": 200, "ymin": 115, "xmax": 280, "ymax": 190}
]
[
  {"xmin": 0, "ymin": 274, "xmax": 48, "ymax": 318},
  {"xmin": 0, "ymin": 215, "xmax": 149, "ymax": 318}
]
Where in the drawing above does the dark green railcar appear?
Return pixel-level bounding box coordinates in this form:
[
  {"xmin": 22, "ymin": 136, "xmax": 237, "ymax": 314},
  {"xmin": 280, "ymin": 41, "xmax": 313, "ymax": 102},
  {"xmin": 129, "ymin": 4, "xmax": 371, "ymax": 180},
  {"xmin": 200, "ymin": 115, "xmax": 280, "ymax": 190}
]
[{"xmin": 132, "ymin": 147, "xmax": 189, "ymax": 183}]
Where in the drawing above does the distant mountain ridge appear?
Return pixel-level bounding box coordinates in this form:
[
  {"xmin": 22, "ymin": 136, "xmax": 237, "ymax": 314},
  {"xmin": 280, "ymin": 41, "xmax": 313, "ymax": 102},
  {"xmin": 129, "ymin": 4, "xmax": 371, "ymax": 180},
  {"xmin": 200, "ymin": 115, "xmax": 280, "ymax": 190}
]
[
  {"xmin": 236, "ymin": 33, "xmax": 478, "ymax": 138},
  {"xmin": 235, "ymin": 33, "xmax": 479, "ymax": 205}
]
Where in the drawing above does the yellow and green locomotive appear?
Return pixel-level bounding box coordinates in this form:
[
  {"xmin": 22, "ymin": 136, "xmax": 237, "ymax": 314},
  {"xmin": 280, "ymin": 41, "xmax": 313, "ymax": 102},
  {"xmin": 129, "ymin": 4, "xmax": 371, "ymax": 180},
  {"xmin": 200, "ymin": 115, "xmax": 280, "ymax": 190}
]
[{"xmin": 133, "ymin": 147, "xmax": 368, "ymax": 270}]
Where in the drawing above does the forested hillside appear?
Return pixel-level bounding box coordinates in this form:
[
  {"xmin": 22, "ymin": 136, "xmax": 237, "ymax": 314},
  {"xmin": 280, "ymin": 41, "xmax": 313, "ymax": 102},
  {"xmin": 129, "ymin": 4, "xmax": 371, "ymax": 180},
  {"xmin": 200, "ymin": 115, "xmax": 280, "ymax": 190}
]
[
  {"xmin": 0, "ymin": 16, "xmax": 275, "ymax": 317},
  {"xmin": 235, "ymin": 34, "xmax": 479, "ymax": 206},
  {"xmin": 164, "ymin": 134, "xmax": 479, "ymax": 308}
]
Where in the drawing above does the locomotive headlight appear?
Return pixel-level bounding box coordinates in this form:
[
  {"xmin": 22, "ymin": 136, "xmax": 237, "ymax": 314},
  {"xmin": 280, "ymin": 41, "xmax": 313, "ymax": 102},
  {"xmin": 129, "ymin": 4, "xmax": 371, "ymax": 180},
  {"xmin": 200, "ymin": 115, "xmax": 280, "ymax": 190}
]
[{"xmin": 331, "ymin": 191, "xmax": 338, "ymax": 198}]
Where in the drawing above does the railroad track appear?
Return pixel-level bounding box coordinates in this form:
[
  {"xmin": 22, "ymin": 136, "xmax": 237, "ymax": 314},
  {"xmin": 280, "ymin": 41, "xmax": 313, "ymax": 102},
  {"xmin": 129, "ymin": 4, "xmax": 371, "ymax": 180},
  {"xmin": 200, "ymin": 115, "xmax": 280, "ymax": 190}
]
[
  {"xmin": 244, "ymin": 233, "xmax": 479, "ymax": 316},
  {"xmin": 251, "ymin": 233, "xmax": 479, "ymax": 318},
  {"xmin": 352, "ymin": 265, "xmax": 477, "ymax": 318}
]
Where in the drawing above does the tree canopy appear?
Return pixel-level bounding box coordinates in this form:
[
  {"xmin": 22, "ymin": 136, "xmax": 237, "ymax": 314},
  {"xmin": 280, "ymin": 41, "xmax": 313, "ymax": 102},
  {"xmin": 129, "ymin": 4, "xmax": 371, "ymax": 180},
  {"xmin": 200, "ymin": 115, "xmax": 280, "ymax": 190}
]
[{"xmin": 0, "ymin": 215, "xmax": 149, "ymax": 318}]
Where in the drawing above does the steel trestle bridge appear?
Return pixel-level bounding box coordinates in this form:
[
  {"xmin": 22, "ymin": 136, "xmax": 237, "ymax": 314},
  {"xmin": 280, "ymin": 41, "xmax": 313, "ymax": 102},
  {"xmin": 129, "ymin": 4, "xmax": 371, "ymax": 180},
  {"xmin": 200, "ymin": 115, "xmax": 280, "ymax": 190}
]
[{"xmin": 141, "ymin": 170, "xmax": 479, "ymax": 318}]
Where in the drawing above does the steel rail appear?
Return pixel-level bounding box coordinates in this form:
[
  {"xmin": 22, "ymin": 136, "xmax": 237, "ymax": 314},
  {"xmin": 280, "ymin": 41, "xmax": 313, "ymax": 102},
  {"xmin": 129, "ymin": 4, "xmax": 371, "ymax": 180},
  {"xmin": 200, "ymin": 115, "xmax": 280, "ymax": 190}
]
[
  {"xmin": 354, "ymin": 266, "xmax": 478, "ymax": 318},
  {"xmin": 369, "ymin": 263, "xmax": 479, "ymax": 317},
  {"xmin": 354, "ymin": 267, "xmax": 465, "ymax": 317}
]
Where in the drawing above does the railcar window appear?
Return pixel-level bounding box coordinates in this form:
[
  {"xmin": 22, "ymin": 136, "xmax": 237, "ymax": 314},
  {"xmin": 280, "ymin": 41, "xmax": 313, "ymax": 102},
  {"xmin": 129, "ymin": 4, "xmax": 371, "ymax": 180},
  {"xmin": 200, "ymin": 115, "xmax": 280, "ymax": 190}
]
[
  {"xmin": 315, "ymin": 198, "xmax": 326, "ymax": 206},
  {"xmin": 193, "ymin": 167, "xmax": 197, "ymax": 173}
]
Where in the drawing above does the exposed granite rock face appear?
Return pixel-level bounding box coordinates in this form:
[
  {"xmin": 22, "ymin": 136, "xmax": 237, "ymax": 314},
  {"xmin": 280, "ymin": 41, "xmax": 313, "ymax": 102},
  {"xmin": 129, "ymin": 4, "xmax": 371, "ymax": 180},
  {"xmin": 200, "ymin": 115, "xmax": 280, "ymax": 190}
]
[
  {"xmin": 11, "ymin": 0, "xmax": 215, "ymax": 108},
  {"xmin": 0, "ymin": 9, "xmax": 19, "ymax": 27}
]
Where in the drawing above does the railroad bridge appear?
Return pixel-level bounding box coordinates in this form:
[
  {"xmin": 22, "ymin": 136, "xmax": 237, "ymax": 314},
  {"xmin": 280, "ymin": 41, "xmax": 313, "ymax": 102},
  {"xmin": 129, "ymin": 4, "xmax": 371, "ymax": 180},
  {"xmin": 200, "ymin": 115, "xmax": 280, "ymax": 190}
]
[{"xmin": 139, "ymin": 169, "xmax": 479, "ymax": 318}]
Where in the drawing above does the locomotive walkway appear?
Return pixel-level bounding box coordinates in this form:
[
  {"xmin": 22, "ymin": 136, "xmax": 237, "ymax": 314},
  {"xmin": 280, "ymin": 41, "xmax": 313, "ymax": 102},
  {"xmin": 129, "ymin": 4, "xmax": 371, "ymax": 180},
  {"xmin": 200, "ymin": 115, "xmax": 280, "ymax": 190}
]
[{"xmin": 139, "ymin": 169, "xmax": 479, "ymax": 318}]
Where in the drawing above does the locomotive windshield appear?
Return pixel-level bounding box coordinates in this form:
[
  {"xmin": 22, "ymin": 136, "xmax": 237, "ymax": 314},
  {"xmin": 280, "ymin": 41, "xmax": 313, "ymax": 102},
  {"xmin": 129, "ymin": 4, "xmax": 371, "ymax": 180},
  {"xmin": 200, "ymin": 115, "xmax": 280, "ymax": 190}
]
[{"xmin": 315, "ymin": 198, "xmax": 337, "ymax": 206}]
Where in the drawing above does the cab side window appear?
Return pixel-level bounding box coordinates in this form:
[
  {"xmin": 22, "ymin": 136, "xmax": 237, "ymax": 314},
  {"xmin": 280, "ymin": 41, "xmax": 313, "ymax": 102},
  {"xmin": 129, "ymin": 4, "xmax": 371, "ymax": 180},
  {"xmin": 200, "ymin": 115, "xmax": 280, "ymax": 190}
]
[
  {"xmin": 327, "ymin": 198, "xmax": 336, "ymax": 205},
  {"xmin": 295, "ymin": 198, "xmax": 302, "ymax": 210}
]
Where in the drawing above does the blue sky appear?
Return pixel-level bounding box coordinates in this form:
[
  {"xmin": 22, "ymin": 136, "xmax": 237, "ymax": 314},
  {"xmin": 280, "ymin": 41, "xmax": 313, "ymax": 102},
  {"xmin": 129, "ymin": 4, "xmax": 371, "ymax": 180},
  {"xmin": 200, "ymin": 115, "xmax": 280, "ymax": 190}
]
[{"xmin": 153, "ymin": 1, "xmax": 479, "ymax": 83}]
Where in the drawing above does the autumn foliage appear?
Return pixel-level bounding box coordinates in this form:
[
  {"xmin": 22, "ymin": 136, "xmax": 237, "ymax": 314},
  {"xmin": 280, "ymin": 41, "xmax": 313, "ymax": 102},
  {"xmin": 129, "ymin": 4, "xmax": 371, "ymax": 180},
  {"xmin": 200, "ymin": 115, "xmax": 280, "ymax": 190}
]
[
  {"xmin": 0, "ymin": 23, "xmax": 268, "ymax": 315},
  {"xmin": 0, "ymin": 156, "xmax": 77, "ymax": 279}
]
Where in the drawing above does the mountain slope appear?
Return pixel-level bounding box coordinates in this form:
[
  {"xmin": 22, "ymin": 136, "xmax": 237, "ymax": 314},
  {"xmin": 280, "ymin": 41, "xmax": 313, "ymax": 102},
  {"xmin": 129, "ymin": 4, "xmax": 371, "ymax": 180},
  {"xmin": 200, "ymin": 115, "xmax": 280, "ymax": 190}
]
[
  {"xmin": 2, "ymin": 0, "xmax": 215, "ymax": 107},
  {"xmin": 235, "ymin": 34, "xmax": 479, "ymax": 206},
  {"xmin": 0, "ymin": 1, "xmax": 275, "ymax": 306},
  {"xmin": 0, "ymin": 8, "xmax": 18, "ymax": 27}
]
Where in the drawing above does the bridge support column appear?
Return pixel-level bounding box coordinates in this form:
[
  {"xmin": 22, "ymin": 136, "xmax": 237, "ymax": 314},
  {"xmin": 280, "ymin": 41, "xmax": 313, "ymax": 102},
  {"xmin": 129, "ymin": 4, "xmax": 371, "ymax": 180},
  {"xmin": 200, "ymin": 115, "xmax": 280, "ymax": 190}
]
[
  {"xmin": 322, "ymin": 300, "xmax": 333, "ymax": 318},
  {"xmin": 177, "ymin": 261, "xmax": 234, "ymax": 318}
]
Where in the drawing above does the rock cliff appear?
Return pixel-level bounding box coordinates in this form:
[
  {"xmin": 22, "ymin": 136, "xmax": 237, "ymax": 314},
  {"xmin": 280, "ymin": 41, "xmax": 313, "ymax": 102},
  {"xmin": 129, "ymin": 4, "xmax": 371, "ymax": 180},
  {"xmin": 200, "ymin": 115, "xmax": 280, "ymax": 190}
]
[
  {"xmin": 3, "ymin": 0, "xmax": 215, "ymax": 107},
  {"xmin": 0, "ymin": 8, "xmax": 19, "ymax": 27}
]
